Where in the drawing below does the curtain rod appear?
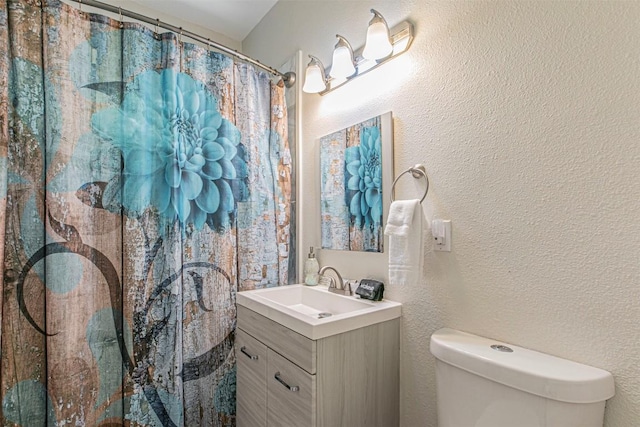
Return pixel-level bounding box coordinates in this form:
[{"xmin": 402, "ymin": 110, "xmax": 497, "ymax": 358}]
[{"xmin": 69, "ymin": 0, "xmax": 296, "ymax": 87}]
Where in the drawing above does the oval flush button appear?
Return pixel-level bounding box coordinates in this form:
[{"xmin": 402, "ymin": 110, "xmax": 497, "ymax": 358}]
[{"xmin": 491, "ymin": 344, "xmax": 514, "ymax": 353}]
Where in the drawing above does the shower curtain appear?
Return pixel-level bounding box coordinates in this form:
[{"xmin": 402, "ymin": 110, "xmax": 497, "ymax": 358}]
[{"xmin": 0, "ymin": 0, "xmax": 293, "ymax": 425}]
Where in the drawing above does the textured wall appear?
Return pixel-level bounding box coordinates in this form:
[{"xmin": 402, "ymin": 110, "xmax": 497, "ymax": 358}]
[{"xmin": 243, "ymin": 1, "xmax": 640, "ymax": 426}]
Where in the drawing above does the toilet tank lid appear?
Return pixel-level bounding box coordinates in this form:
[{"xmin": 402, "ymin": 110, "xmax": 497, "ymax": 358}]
[{"xmin": 430, "ymin": 328, "xmax": 615, "ymax": 404}]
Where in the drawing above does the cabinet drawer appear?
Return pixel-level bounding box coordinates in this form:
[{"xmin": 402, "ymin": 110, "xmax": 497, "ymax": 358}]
[
  {"xmin": 267, "ymin": 349, "xmax": 316, "ymax": 427},
  {"xmin": 236, "ymin": 329, "xmax": 268, "ymax": 427},
  {"xmin": 237, "ymin": 306, "xmax": 316, "ymax": 374}
]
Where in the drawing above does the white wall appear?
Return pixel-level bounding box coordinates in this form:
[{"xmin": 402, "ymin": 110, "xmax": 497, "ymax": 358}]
[{"xmin": 244, "ymin": 1, "xmax": 640, "ymax": 426}]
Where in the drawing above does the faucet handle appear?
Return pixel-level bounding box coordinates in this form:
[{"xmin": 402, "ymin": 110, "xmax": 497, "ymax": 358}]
[
  {"xmin": 327, "ymin": 279, "xmax": 354, "ymax": 296},
  {"xmin": 344, "ymin": 281, "xmax": 352, "ymax": 295},
  {"xmin": 344, "ymin": 280, "xmax": 357, "ymax": 296},
  {"xmin": 318, "ymin": 274, "xmax": 334, "ymax": 288}
]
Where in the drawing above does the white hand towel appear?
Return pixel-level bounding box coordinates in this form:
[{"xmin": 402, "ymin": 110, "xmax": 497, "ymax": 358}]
[
  {"xmin": 384, "ymin": 199, "xmax": 416, "ymax": 236},
  {"xmin": 384, "ymin": 200, "xmax": 423, "ymax": 285}
]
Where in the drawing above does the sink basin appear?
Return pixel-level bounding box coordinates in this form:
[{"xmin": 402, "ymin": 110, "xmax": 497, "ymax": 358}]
[{"xmin": 236, "ymin": 284, "xmax": 401, "ymax": 340}]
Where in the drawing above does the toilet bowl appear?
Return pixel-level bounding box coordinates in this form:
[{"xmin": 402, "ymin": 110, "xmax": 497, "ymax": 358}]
[{"xmin": 430, "ymin": 328, "xmax": 615, "ymax": 427}]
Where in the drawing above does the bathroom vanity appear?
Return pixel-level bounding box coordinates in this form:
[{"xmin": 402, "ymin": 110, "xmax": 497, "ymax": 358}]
[{"xmin": 235, "ymin": 285, "xmax": 401, "ymax": 427}]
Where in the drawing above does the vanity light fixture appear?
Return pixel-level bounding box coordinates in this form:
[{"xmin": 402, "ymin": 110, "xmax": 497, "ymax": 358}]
[
  {"xmin": 329, "ymin": 35, "xmax": 356, "ymax": 79},
  {"xmin": 302, "ymin": 9, "xmax": 414, "ymax": 95},
  {"xmin": 362, "ymin": 9, "xmax": 393, "ymax": 60},
  {"xmin": 302, "ymin": 55, "xmax": 327, "ymax": 93}
]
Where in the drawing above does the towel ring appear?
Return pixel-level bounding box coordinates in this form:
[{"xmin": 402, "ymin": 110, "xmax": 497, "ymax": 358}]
[{"xmin": 390, "ymin": 164, "xmax": 429, "ymax": 203}]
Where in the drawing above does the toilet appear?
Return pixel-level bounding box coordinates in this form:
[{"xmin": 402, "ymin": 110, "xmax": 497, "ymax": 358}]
[{"xmin": 430, "ymin": 328, "xmax": 615, "ymax": 427}]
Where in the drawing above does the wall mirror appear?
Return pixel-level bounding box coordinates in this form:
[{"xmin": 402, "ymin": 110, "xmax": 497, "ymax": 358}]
[{"xmin": 320, "ymin": 112, "xmax": 393, "ymax": 252}]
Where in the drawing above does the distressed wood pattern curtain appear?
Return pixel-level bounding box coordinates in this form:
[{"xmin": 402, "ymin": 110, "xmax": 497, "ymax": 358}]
[{"xmin": 0, "ymin": 0, "xmax": 293, "ymax": 425}]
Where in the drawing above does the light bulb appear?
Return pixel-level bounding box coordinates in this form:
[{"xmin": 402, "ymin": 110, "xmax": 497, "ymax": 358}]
[
  {"xmin": 329, "ymin": 35, "xmax": 356, "ymax": 79},
  {"xmin": 302, "ymin": 55, "xmax": 327, "ymax": 93},
  {"xmin": 362, "ymin": 9, "xmax": 392, "ymax": 60}
]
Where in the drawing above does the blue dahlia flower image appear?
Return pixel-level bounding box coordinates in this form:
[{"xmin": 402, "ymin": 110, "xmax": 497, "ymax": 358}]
[
  {"xmin": 91, "ymin": 69, "xmax": 247, "ymax": 231},
  {"xmin": 345, "ymin": 126, "xmax": 382, "ymax": 227}
]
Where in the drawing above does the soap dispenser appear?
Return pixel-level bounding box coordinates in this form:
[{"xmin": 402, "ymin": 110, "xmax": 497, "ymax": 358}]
[{"xmin": 304, "ymin": 247, "xmax": 319, "ymax": 286}]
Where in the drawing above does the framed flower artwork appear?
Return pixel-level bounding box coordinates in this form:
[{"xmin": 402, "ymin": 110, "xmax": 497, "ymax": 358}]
[{"xmin": 320, "ymin": 112, "xmax": 393, "ymax": 252}]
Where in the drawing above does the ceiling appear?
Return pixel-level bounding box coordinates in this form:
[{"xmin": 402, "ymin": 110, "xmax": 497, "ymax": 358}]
[{"xmin": 128, "ymin": 0, "xmax": 279, "ymax": 42}]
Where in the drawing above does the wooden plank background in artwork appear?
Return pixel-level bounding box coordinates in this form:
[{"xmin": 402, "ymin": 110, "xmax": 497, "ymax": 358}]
[
  {"xmin": 270, "ymin": 80, "xmax": 292, "ymax": 287},
  {"xmin": 234, "ymin": 65, "xmax": 290, "ymax": 292},
  {"xmin": 44, "ymin": 7, "xmax": 124, "ymax": 426},
  {"xmin": 346, "ymin": 116, "xmax": 382, "ymax": 252},
  {"xmin": 2, "ymin": 2, "xmax": 49, "ymax": 425},
  {"xmin": 181, "ymin": 46, "xmax": 237, "ymax": 427},
  {"xmin": 0, "ymin": 0, "xmax": 9, "ymax": 387},
  {"xmin": 320, "ymin": 129, "xmax": 349, "ymax": 250}
]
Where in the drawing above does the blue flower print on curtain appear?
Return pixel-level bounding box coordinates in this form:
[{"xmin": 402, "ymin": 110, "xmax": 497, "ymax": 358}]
[
  {"xmin": 345, "ymin": 126, "xmax": 382, "ymax": 228},
  {"xmin": 91, "ymin": 69, "xmax": 247, "ymax": 231}
]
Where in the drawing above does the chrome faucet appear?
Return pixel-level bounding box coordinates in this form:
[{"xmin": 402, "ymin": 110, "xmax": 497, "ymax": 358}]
[{"xmin": 318, "ymin": 266, "xmax": 352, "ymax": 296}]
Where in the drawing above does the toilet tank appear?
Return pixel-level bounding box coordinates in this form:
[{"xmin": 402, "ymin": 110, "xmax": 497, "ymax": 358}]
[{"xmin": 430, "ymin": 328, "xmax": 615, "ymax": 427}]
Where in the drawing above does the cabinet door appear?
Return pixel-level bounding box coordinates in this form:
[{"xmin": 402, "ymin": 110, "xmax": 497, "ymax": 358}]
[
  {"xmin": 236, "ymin": 329, "xmax": 268, "ymax": 427},
  {"xmin": 267, "ymin": 349, "xmax": 316, "ymax": 427}
]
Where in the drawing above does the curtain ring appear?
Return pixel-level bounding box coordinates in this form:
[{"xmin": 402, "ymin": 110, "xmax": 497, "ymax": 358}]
[
  {"xmin": 154, "ymin": 18, "xmax": 160, "ymax": 40},
  {"xmin": 78, "ymin": 0, "xmax": 82, "ymax": 11},
  {"xmin": 206, "ymin": 38, "xmax": 211, "ymax": 52},
  {"xmin": 179, "ymin": 27, "xmax": 183, "ymax": 43},
  {"xmin": 118, "ymin": 7, "xmax": 124, "ymax": 29}
]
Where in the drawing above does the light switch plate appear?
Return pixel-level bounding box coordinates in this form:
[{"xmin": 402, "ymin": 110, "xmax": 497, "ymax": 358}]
[{"xmin": 433, "ymin": 219, "xmax": 452, "ymax": 252}]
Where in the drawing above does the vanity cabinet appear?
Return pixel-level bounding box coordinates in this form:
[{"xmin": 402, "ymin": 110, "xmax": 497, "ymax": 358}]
[
  {"xmin": 236, "ymin": 330, "xmax": 268, "ymax": 426},
  {"xmin": 236, "ymin": 305, "xmax": 399, "ymax": 427}
]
